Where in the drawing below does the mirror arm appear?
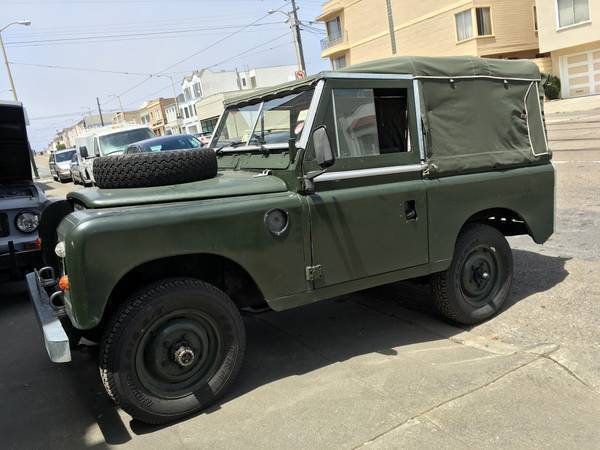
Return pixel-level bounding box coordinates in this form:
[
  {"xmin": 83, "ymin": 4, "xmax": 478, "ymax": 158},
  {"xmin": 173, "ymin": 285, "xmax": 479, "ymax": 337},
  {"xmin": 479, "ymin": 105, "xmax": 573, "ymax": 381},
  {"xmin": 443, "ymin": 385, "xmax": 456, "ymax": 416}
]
[{"xmin": 301, "ymin": 169, "xmax": 326, "ymax": 195}]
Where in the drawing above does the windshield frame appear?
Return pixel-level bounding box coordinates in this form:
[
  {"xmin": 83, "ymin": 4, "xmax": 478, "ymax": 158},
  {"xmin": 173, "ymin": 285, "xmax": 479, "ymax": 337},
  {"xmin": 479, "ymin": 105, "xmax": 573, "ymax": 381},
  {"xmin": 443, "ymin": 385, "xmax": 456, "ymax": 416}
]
[{"xmin": 209, "ymin": 81, "xmax": 324, "ymax": 153}]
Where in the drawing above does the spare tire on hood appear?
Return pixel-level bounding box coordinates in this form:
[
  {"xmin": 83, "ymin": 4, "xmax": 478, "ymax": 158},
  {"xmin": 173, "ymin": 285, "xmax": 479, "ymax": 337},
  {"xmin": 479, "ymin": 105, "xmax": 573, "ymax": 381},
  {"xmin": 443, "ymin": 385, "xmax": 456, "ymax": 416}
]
[{"xmin": 92, "ymin": 149, "xmax": 218, "ymax": 189}]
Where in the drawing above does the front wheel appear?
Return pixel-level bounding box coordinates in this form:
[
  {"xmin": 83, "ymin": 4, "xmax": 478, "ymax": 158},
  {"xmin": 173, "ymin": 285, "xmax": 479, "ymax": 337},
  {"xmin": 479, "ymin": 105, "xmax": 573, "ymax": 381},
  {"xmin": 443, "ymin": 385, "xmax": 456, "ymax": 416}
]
[
  {"xmin": 430, "ymin": 224, "xmax": 513, "ymax": 325},
  {"xmin": 99, "ymin": 278, "xmax": 246, "ymax": 424}
]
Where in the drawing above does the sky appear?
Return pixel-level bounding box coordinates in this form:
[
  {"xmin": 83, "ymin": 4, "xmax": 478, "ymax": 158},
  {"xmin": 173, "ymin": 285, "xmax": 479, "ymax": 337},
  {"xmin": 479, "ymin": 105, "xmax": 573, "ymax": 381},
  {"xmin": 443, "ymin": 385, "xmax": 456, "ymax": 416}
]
[{"xmin": 0, "ymin": 0, "xmax": 330, "ymax": 150}]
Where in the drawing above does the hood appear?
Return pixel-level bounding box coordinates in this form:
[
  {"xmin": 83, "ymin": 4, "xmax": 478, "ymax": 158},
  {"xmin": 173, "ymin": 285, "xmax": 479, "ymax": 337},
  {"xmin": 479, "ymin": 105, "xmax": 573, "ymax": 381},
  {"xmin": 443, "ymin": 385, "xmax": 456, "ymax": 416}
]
[
  {"xmin": 57, "ymin": 161, "xmax": 72, "ymax": 169},
  {"xmin": 68, "ymin": 170, "xmax": 288, "ymax": 208},
  {"xmin": 0, "ymin": 102, "xmax": 32, "ymax": 182}
]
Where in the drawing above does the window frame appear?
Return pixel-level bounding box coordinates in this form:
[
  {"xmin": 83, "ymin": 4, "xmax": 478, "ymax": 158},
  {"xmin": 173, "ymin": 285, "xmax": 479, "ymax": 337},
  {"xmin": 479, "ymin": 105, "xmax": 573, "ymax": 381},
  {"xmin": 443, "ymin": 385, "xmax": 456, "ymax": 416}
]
[
  {"xmin": 455, "ymin": 7, "xmax": 494, "ymax": 43},
  {"xmin": 303, "ymin": 78, "xmax": 421, "ymax": 174},
  {"xmin": 555, "ymin": 0, "xmax": 591, "ymax": 30}
]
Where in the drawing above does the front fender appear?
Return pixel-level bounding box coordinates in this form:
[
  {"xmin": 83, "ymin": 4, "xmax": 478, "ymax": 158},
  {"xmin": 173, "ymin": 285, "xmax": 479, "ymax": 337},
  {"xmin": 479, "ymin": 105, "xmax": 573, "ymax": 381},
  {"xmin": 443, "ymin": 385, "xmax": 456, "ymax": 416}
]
[{"xmin": 62, "ymin": 192, "xmax": 308, "ymax": 329}]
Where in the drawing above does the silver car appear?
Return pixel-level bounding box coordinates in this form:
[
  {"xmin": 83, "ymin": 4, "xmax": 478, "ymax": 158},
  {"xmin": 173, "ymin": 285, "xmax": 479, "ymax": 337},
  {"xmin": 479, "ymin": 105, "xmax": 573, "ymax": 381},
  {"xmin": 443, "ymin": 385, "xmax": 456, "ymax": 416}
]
[{"xmin": 49, "ymin": 148, "xmax": 76, "ymax": 183}]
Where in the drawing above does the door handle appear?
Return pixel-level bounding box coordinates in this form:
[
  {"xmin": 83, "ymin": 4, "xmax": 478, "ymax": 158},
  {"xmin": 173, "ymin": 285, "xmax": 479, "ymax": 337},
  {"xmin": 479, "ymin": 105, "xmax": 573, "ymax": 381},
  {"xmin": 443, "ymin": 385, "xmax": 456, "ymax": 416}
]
[{"xmin": 404, "ymin": 200, "xmax": 417, "ymax": 221}]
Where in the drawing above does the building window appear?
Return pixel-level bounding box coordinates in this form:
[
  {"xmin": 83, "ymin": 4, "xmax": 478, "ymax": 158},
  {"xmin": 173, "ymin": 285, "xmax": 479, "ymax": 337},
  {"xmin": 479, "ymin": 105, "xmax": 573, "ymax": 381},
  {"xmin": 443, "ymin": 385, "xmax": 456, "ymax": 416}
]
[
  {"xmin": 456, "ymin": 8, "xmax": 492, "ymax": 41},
  {"xmin": 455, "ymin": 10, "xmax": 473, "ymax": 41},
  {"xmin": 557, "ymin": 0, "xmax": 589, "ymax": 28},
  {"xmin": 201, "ymin": 116, "xmax": 219, "ymax": 134},
  {"xmin": 332, "ymin": 55, "xmax": 347, "ymax": 70},
  {"xmin": 184, "ymin": 107, "xmax": 189, "ymax": 119},
  {"xmin": 184, "ymin": 87, "xmax": 192, "ymax": 102},
  {"xmin": 476, "ymin": 7, "xmax": 493, "ymax": 36},
  {"xmin": 242, "ymin": 78, "xmax": 247, "ymax": 87},
  {"xmin": 326, "ymin": 16, "xmax": 342, "ymax": 41},
  {"xmin": 193, "ymin": 82, "xmax": 203, "ymax": 98},
  {"xmin": 250, "ymin": 76, "xmax": 257, "ymax": 88}
]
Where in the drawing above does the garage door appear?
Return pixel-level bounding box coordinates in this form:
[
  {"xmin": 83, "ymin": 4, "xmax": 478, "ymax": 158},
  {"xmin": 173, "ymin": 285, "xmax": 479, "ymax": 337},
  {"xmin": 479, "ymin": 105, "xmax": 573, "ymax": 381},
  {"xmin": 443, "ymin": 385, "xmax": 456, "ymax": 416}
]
[{"xmin": 560, "ymin": 49, "xmax": 600, "ymax": 98}]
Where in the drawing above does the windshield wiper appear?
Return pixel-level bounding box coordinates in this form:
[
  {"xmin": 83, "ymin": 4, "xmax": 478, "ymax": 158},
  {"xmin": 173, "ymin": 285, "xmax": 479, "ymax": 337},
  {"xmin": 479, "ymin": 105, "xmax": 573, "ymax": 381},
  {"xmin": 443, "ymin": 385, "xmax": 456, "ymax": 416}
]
[{"xmin": 214, "ymin": 140, "xmax": 245, "ymax": 155}]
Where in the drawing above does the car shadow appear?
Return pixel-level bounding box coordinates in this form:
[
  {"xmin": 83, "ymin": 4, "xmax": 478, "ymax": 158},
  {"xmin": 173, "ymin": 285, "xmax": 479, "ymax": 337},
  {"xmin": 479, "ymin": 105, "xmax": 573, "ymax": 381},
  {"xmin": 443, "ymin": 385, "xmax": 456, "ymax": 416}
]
[{"xmin": 0, "ymin": 249, "xmax": 569, "ymax": 445}]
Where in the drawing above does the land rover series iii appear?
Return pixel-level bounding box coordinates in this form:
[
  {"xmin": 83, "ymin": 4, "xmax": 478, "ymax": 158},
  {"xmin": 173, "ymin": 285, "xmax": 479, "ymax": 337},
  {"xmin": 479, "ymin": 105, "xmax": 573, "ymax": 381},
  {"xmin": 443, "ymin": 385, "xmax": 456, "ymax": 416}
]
[{"xmin": 27, "ymin": 56, "xmax": 554, "ymax": 424}]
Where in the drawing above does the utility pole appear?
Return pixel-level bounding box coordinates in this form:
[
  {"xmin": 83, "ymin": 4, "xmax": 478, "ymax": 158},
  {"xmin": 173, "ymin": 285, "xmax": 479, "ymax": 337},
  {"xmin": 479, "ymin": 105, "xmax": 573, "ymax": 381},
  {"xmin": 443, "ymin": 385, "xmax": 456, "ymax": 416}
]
[
  {"xmin": 96, "ymin": 97, "xmax": 105, "ymax": 126},
  {"xmin": 0, "ymin": 33, "xmax": 17, "ymax": 101},
  {"xmin": 289, "ymin": 0, "xmax": 306, "ymax": 74},
  {"xmin": 269, "ymin": 2, "xmax": 306, "ymax": 75}
]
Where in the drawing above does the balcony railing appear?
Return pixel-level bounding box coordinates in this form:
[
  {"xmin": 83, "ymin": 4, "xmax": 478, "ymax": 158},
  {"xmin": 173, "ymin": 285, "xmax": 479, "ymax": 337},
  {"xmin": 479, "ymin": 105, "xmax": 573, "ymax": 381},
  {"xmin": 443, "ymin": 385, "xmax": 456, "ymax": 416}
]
[{"xmin": 320, "ymin": 31, "xmax": 347, "ymax": 50}]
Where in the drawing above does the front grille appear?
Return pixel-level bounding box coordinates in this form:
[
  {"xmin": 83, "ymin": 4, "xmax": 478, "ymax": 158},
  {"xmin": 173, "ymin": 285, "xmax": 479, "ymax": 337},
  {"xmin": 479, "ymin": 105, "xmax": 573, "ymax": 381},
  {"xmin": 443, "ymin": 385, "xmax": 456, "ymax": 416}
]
[{"xmin": 0, "ymin": 213, "xmax": 8, "ymax": 237}]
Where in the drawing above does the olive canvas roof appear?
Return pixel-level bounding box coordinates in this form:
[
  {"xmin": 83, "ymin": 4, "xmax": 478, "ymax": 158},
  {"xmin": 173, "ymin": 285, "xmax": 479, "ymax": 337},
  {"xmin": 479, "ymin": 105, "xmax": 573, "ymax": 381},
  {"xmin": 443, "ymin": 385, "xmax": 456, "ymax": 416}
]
[{"xmin": 223, "ymin": 56, "xmax": 541, "ymax": 106}]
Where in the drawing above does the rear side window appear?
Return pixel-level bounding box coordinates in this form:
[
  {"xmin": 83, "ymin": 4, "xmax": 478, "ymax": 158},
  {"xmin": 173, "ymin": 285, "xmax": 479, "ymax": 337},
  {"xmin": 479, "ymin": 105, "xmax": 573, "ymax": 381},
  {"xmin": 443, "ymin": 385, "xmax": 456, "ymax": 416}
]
[{"xmin": 332, "ymin": 88, "xmax": 410, "ymax": 159}]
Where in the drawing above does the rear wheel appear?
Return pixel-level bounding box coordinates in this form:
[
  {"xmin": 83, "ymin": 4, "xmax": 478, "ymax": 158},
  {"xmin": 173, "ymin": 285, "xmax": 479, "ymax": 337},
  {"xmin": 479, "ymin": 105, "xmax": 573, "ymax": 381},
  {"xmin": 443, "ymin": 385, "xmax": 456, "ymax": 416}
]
[
  {"xmin": 99, "ymin": 278, "xmax": 246, "ymax": 424},
  {"xmin": 430, "ymin": 224, "xmax": 513, "ymax": 325}
]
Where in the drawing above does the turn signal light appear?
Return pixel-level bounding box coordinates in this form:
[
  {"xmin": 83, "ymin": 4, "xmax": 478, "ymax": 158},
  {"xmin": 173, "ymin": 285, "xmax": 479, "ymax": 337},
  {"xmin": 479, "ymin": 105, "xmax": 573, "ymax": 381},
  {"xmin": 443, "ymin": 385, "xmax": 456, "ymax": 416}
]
[{"xmin": 58, "ymin": 275, "xmax": 70, "ymax": 291}]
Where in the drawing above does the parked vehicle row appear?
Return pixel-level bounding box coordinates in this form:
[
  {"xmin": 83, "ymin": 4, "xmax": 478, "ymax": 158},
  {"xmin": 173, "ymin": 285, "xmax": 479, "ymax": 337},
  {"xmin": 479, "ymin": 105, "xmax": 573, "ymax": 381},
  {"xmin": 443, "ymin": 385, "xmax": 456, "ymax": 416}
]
[{"xmin": 49, "ymin": 129, "xmax": 207, "ymax": 187}]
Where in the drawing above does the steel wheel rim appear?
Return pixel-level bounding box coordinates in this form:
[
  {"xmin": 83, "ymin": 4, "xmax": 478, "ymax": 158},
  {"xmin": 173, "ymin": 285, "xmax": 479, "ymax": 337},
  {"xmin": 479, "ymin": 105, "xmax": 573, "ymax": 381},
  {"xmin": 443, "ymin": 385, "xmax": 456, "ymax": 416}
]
[
  {"xmin": 460, "ymin": 245, "xmax": 503, "ymax": 306},
  {"xmin": 135, "ymin": 309, "xmax": 222, "ymax": 399}
]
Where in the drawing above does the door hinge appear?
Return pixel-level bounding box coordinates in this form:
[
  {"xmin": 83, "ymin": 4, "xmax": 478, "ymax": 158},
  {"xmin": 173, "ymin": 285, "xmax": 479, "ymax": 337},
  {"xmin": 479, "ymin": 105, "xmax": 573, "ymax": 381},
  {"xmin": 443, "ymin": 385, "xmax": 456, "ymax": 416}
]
[{"xmin": 305, "ymin": 265, "xmax": 323, "ymax": 281}]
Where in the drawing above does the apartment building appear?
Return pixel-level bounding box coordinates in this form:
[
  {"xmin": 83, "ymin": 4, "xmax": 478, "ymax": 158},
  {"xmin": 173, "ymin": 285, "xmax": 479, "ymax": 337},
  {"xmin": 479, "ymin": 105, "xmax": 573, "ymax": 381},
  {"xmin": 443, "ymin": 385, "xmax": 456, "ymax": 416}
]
[
  {"xmin": 179, "ymin": 65, "xmax": 297, "ymax": 134},
  {"xmin": 317, "ymin": 0, "xmax": 547, "ymax": 71},
  {"xmin": 112, "ymin": 110, "xmax": 141, "ymax": 126},
  {"xmin": 535, "ymin": 0, "xmax": 600, "ymax": 97},
  {"xmin": 138, "ymin": 98, "xmax": 175, "ymax": 136}
]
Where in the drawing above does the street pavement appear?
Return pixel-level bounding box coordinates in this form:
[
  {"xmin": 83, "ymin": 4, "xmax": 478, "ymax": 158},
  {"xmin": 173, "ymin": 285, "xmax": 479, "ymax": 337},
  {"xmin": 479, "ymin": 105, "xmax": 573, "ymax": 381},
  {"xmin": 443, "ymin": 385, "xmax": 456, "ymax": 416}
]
[{"xmin": 1, "ymin": 100, "xmax": 600, "ymax": 449}]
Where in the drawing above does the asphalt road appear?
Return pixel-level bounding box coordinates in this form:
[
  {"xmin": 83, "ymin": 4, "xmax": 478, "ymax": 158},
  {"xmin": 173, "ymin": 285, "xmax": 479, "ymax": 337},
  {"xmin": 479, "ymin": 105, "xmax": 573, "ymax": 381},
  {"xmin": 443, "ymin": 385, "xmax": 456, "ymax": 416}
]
[{"xmin": 1, "ymin": 101, "xmax": 600, "ymax": 449}]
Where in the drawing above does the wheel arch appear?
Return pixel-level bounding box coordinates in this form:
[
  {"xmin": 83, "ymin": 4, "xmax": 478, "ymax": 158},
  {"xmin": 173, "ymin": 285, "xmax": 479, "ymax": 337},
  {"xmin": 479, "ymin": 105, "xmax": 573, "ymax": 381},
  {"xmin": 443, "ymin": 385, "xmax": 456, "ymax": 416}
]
[
  {"xmin": 90, "ymin": 253, "xmax": 267, "ymax": 339},
  {"xmin": 462, "ymin": 207, "xmax": 533, "ymax": 238}
]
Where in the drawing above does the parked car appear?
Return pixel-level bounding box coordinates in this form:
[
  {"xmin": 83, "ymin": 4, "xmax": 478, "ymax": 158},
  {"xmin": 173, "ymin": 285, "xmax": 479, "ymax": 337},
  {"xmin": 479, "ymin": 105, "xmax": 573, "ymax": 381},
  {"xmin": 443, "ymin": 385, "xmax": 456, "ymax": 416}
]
[
  {"xmin": 28, "ymin": 56, "xmax": 554, "ymax": 425},
  {"xmin": 49, "ymin": 148, "xmax": 76, "ymax": 183},
  {"xmin": 124, "ymin": 134, "xmax": 202, "ymax": 154},
  {"xmin": 69, "ymin": 153, "xmax": 84, "ymax": 185},
  {"xmin": 75, "ymin": 125, "xmax": 155, "ymax": 185},
  {"xmin": 1, "ymin": 101, "xmax": 45, "ymax": 281}
]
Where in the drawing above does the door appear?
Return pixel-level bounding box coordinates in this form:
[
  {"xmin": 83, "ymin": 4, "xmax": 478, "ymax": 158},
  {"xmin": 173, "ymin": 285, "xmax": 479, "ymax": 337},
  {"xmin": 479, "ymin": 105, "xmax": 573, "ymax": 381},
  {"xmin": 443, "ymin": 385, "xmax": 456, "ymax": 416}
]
[
  {"xmin": 561, "ymin": 48, "xmax": 600, "ymax": 98},
  {"xmin": 304, "ymin": 78, "xmax": 428, "ymax": 288}
]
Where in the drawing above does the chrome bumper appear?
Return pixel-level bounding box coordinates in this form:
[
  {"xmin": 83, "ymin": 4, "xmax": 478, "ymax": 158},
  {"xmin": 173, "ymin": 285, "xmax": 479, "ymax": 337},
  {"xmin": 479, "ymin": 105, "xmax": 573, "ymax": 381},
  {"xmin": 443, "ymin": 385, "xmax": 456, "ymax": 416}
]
[{"xmin": 26, "ymin": 271, "xmax": 71, "ymax": 363}]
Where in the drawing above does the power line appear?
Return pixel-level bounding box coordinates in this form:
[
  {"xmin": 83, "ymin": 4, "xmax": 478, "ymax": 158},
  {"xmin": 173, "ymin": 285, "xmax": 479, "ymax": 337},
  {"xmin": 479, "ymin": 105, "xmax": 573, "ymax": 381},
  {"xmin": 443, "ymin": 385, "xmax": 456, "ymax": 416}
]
[
  {"xmin": 104, "ymin": 1, "xmax": 289, "ymax": 106},
  {"xmin": 3, "ymin": 22, "xmax": 284, "ymax": 46}
]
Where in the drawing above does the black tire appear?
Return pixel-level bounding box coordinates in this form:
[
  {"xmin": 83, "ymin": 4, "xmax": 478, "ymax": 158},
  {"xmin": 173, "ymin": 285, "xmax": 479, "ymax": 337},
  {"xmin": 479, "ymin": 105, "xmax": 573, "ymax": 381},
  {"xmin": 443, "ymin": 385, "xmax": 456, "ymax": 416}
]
[
  {"xmin": 99, "ymin": 278, "xmax": 245, "ymax": 424},
  {"xmin": 93, "ymin": 149, "xmax": 217, "ymax": 189},
  {"xmin": 430, "ymin": 224, "xmax": 513, "ymax": 325}
]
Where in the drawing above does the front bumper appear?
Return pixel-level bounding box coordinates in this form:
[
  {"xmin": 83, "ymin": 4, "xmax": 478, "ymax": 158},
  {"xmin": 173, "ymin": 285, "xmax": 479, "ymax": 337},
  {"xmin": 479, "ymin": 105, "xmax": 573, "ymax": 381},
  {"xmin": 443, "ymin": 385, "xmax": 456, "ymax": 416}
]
[
  {"xmin": 25, "ymin": 271, "xmax": 71, "ymax": 363},
  {"xmin": 0, "ymin": 245, "xmax": 41, "ymax": 273}
]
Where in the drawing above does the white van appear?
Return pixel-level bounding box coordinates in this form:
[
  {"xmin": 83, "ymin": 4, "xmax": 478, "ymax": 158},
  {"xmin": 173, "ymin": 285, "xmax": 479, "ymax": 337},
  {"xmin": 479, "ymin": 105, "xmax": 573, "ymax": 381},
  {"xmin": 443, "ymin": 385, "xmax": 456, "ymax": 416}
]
[{"xmin": 75, "ymin": 125, "xmax": 155, "ymax": 185}]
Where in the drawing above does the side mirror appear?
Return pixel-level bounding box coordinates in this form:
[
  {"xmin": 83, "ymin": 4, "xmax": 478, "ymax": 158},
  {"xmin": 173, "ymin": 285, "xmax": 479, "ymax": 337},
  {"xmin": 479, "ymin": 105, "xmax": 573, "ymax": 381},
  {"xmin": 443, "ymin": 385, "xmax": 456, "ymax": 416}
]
[
  {"xmin": 79, "ymin": 146, "xmax": 88, "ymax": 158},
  {"xmin": 312, "ymin": 126, "xmax": 335, "ymax": 169}
]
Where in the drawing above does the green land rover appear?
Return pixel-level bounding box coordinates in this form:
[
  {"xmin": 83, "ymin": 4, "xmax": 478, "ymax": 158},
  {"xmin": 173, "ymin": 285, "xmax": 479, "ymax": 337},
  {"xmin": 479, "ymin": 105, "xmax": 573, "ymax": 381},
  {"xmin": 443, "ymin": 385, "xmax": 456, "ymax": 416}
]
[{"xmin": 28, "ymin": 56, "xmax": 554, "ymax": 424}]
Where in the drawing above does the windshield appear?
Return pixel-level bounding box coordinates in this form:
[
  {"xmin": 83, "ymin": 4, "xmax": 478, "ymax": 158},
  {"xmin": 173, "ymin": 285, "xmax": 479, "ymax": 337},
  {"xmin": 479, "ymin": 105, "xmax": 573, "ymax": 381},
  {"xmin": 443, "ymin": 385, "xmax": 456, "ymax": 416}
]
[
  {"xmin": 55, "ymin": 149, "xmax": 76, "ymax": 162},
  {"xmin": 99, "ymin": 128, "xmax": 155, "ymax": 155},
  {"xmin": 142, "ymin": 135, "xmax": 201, "ymax": 152},
  {"xmin": 211, "ymin": 89, "xmax": 314, "ymax": 150}
]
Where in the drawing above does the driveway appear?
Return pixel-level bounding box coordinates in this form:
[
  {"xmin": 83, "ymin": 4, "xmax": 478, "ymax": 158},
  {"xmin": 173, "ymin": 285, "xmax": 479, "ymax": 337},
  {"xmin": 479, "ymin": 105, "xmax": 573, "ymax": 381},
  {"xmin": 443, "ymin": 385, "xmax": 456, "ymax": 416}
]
[{"xmin": 1, "ymin": 109, "xmax": 599, "ymax": 449}]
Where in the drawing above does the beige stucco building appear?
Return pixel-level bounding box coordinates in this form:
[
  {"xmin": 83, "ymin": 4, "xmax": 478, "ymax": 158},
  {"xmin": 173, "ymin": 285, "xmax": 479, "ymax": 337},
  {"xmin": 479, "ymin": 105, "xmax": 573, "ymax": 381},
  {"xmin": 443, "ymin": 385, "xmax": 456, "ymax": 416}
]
[
  {"xmin": 535, "ymin": 0, "xmax": 600, "ymax": 97},
  {"xmin": 318, "ymin": 0, "xmax": 546, "ymax": 69},
  {"xmin": 138, "ymin": 98, "xmax": 175, "ymax": 137}
]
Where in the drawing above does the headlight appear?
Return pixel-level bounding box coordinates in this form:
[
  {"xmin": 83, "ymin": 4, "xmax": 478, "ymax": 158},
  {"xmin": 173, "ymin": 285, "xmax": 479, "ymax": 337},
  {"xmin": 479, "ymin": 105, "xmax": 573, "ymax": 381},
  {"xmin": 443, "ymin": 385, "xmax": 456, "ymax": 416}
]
[{"xmin": 15, "ymin": 211, "xmax": 39, "ymax": 233}]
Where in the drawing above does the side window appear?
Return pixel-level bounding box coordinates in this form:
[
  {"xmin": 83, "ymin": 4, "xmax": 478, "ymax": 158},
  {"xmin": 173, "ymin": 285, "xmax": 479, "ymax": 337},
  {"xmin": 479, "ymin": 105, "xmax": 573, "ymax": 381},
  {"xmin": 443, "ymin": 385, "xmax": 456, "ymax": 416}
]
[
  {"xmin": 93, "ymin": 138, "xmax": 100, "ymax": 157},
  {"xmin": 332, "ymin": 88, "xmax": 410, "ymax": 159}
]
